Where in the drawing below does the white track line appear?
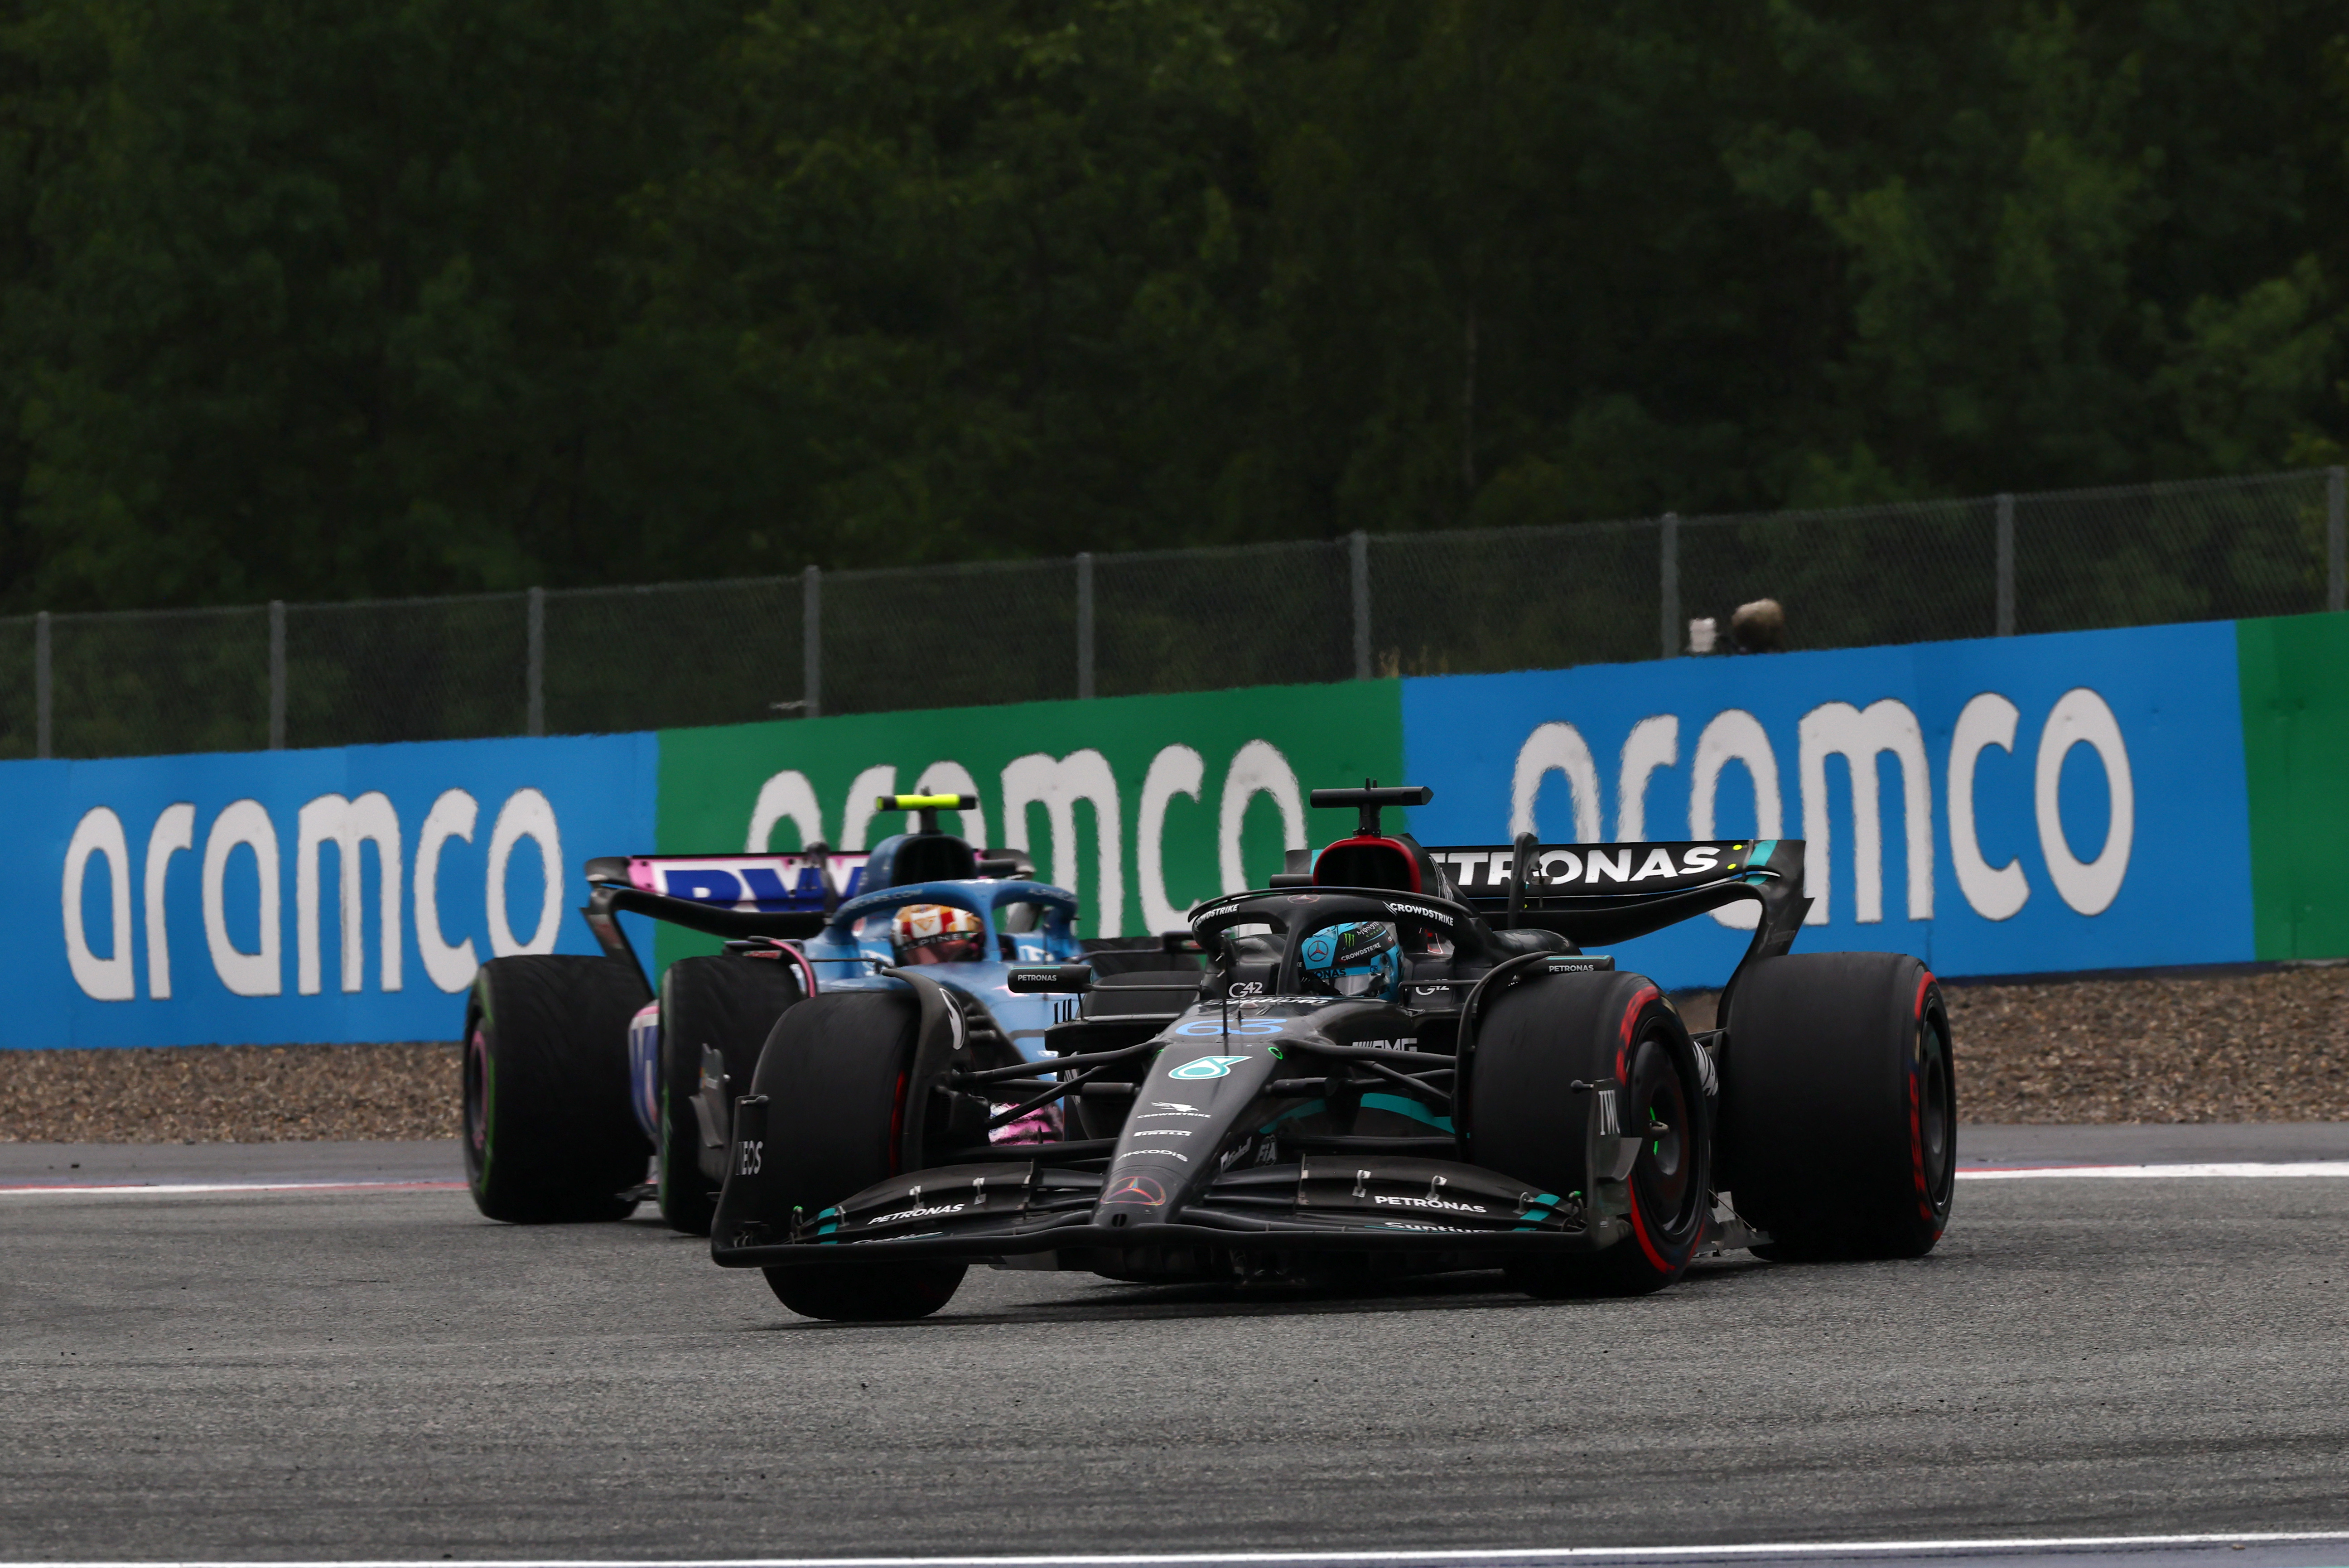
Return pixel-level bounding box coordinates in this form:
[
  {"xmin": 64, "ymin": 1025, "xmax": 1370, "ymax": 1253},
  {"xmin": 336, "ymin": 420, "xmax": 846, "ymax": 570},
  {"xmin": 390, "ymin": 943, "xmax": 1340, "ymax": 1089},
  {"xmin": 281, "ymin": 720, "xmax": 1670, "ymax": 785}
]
[
  {"xmin": 0, "ymin": 1179, "xmax": 464, "ymax": 1197},
  {"xmin": 1958, "ymin": 1162, "xmax": 2349, "ymax": 1180},
  {"xmin": 14, "ymin": 1528, "xmax": 2349, "ymax": 1568},
  {"xmin": 5, "ymin": 1164, "xmax": 2345, "ymax": 1199}
]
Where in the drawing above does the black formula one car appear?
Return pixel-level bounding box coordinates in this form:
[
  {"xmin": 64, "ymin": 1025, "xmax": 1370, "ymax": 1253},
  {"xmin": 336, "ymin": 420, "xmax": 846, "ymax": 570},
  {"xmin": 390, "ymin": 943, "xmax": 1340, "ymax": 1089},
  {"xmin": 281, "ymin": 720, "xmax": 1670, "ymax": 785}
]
[{"xmin": 709, "ymin": 784, "xmax": 1957, "ymax": 1321}]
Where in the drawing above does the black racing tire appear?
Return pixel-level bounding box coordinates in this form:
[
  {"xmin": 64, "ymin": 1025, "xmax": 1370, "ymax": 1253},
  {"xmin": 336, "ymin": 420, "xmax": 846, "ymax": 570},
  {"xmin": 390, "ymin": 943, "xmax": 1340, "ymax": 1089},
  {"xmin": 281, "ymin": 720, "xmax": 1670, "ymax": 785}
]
[
  {"xmin": 1467, "ymin": 970, "xmax": 1711, "ymax": 1297},
  {"xmin": 463, "ymin": 955, "xmax": 651, "ymax": 1224},
  {"xmin": 657, "ymin": 955, "xmax": 807, "ymax": 1236},
  {"xmin": 1718, "ymin": 951, "xmax": 1956, "ymax": 1261},
  {"xmin": 744, "ymin": 990, "xmax": 966, "ymax": 1322}
]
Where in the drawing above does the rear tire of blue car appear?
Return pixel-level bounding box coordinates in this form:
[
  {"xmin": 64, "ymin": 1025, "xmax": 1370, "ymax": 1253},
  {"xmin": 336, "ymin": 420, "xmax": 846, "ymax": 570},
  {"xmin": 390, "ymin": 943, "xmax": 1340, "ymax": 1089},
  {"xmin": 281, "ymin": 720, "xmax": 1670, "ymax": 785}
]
[
  {"xmin": 747, "ymin": 991, "xmax": 967, "ymax": 1321},
  {"xmin": 657, "ymin": 955, "xmax": 807, "ymax": 1236},
  {"xmin": 1468, "ymin": 971, "xmax": 1711, "ymax": 1297},
  {"xmin": 1718, "ymin": 951, "xmax": 1956, "ymax": 1261},
  {"xmin": 463, "ymin": 955, "xmax": 651, "ymax": 1225}
]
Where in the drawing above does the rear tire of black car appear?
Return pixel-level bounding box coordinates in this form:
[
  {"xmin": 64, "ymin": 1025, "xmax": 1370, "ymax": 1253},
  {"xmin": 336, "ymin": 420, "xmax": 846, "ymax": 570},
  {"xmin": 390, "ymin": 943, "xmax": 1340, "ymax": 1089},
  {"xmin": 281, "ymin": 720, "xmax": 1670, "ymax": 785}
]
[
  {"xmin": 657, "ymin": 955, "xmax": 807, "ymax": 1236},
  {"xmin": 463, "ymin": 955, "xmax": 651, "ymax": 1224},
  {"xmin": 1719, "ymin": 951, "xmax": 1956, "ymax": 1261},
  {"xmin": 1468, "ymin": 970, "xmax": 1711, "ymax": 1297},
  {"xmin": 747, "ymin": 990, "xmax": 967, "ymax": 1321}
]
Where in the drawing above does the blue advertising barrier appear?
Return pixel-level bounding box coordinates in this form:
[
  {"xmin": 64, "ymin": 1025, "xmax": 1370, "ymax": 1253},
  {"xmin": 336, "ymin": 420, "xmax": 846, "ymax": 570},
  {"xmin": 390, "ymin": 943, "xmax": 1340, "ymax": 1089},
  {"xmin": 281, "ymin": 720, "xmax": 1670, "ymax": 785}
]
[
  {"xmin": 5, "ymin": 734, "xmax": 657, "ymax": 1048},
  {"xmin": 1400, "ymin": 621, "xmax": 2254, "ymax": 988},
  {"xmin": 2, "ymin": 617, "xmax": 2262, "ymax": 1047}
]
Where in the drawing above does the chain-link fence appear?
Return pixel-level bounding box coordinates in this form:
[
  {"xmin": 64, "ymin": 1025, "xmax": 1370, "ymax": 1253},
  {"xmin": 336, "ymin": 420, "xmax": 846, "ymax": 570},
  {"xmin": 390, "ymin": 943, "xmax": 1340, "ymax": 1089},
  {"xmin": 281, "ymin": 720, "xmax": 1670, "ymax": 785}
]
[{"xmin": 6, "ymin": 467, "xmax": 2343, "ymax": 760}]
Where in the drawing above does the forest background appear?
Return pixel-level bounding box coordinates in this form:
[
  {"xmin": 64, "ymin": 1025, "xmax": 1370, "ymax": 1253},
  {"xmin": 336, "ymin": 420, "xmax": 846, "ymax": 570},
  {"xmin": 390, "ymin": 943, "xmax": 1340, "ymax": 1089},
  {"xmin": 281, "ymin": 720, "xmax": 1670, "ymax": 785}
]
[{"xmin": 0, "ymin": 0, "xmax": 2343, "ymax": 615}]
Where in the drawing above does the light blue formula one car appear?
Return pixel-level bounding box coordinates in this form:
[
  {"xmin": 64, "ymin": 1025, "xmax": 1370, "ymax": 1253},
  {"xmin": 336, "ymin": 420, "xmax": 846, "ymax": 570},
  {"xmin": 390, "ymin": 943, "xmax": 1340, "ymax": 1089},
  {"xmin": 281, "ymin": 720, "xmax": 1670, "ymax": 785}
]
[{"xmin": 459, "ymin": 793, "xmax": 1191, "ymax": 1233}]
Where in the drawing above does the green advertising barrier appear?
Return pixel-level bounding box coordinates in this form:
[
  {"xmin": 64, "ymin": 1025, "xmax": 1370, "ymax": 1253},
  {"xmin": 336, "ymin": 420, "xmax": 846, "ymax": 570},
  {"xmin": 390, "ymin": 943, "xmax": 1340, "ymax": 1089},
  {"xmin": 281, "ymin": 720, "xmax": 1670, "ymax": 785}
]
[
  {"xmin": 2238, "ymin": 612, "xmax": 2349, "ymax": 960},
  {"xmin": 655, "ymin": 680, "xmax": 1404, "ymax": 968}
]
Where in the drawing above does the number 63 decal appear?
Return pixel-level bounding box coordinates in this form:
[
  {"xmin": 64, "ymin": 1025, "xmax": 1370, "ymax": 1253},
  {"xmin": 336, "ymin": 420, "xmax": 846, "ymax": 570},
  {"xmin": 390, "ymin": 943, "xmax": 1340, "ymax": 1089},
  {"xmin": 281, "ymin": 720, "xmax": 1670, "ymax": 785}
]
[{"xmin": 1173, "ymin": 1019, "xmax": 1282, "ymax": 1037}]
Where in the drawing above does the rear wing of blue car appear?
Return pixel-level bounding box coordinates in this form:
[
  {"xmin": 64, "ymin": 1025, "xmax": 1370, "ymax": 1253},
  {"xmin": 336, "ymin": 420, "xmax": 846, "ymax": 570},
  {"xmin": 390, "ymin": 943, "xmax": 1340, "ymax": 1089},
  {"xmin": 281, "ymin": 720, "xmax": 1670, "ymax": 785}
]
[
  {"xmin": 578, "ymin": 854, "xmax": 865, "ymax": 982},
  {"xmin": 575, "ymin": 831, "xmax": 1052, "ymax": 982}
]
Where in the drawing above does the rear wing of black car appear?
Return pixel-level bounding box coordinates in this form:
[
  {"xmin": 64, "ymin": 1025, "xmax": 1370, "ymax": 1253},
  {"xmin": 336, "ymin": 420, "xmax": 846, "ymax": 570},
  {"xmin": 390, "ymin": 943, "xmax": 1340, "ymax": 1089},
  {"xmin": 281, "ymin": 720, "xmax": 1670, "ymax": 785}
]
[{"xmin": 1422, "ymin": 836, "xmax": 1809, "ymax": 951}]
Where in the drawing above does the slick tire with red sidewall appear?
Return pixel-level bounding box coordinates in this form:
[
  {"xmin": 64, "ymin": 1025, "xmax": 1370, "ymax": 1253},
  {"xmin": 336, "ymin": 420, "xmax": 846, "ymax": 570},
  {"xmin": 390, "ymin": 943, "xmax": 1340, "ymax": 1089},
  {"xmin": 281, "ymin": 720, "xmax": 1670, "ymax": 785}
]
[
  {"xmin": 1718, "ymin": 951, "xmax": 1956, "ymax": 1260},
  {"xmin": 737, "ymin": 990, "xmax": 965, "ymax": 1322},
  {"xmin": 656, "ymin": 955, "xmax": 807, "ymax": 1236},
  {"xmin": 463, "ymin": 955, "xmax": 651, "ymax": 1224},
  {"xmin": 1468, "ymin": 970, "xmax": 1711, "ymax": 1297}
]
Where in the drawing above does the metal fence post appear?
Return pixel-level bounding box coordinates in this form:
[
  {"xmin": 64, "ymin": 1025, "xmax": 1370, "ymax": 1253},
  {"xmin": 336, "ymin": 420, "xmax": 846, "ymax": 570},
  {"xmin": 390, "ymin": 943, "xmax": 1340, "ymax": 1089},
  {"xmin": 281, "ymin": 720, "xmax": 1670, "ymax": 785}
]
[
  {"xmin": 1075, "ymin": 552, "xmax": 1095, "ymax": 700},
  {"xmin": 802, "ymin": 565, "xmax": 822, "ymax": 719},
  {"xmin": 2329, "ymin": 468, "xmax": 2346, "ymax": 614},
  {"xmin": 1349, "ymin": 531, "xmax": 1372, "ymax": 681},
  {"xmin": 1659, "ymin": 513, "xmax": 1680, "ymax": 658},
  {"xmin": 1996, "ymin": 492, "xmax": 2016, "ymax": 636},
  {"xmin": 268, "ymin": 600, "xmax": 286, "ymax": 749},
  {"xmin": 34, "ymin": 610, "xmax": 51, "ymax": 760},
  {"xmin": 525, "ymin": 587, "xmax": 545, "ymax": 737}
]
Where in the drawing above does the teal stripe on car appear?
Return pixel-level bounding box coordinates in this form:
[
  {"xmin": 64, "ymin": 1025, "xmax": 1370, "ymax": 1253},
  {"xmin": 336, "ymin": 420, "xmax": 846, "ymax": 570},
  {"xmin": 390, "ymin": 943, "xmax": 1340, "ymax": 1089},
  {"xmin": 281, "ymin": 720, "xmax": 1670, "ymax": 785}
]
[{"xmin": 1360, "ymin": 1092, "xmax": 1456, "ymax": 1133}]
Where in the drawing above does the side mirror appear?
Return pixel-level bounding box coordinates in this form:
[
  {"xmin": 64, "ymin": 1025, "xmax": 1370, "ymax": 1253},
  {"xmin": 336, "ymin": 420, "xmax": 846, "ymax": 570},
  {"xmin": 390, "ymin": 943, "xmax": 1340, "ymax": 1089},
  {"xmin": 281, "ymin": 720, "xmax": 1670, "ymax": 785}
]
[{"xmin": 1006, "ymin": 965, "xmax": 1093, "ymax": 994}]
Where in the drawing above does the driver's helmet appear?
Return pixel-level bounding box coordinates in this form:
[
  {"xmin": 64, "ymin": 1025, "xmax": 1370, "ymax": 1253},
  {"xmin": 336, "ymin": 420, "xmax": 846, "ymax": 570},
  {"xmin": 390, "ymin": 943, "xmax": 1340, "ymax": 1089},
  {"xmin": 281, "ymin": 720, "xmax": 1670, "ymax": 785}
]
[
  {"xmin": 1298, "ymin": 921, "xmax": 1401, "ymax": 1000},
  {"xmin": 892, "ymin": 903, "xmax": 986, "ymax": 965}
]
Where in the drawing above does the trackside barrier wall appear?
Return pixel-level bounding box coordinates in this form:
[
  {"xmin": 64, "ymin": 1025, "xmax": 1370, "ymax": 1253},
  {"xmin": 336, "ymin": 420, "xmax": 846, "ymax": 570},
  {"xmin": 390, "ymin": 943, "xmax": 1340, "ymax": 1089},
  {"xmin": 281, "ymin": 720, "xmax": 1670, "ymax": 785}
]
[{"xmin": 4, "ymin": 613, "xmax": 2342, "ymax": 1047}]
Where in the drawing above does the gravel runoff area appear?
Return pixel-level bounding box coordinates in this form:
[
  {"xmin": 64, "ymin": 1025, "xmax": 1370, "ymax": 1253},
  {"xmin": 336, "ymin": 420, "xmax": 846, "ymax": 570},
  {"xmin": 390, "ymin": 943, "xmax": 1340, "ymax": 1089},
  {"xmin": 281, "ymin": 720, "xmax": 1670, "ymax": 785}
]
[{"xmin": 3, "ymin": 965, "xmax": 2346, "ymax": 1143}]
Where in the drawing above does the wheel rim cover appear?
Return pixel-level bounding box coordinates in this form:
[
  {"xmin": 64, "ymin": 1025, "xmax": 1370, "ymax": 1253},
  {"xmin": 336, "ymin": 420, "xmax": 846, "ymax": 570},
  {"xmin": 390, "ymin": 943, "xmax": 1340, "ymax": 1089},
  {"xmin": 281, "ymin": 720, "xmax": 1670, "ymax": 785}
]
[
  {"xmin": 1628, "ymin": 1034, "xmax": 1695, "ymax": 1225},
  {"xmin": 464, "ymin": 1028, "xmax": 489, "ymax": 1156}
]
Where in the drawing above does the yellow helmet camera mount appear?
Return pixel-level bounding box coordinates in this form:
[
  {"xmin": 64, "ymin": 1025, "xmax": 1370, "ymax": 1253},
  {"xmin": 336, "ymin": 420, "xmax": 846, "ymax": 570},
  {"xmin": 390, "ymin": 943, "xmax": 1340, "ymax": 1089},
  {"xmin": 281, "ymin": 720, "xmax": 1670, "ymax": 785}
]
[{"xmin": 878, "ymin": 792, "xmax": 978, "ymax": 835}]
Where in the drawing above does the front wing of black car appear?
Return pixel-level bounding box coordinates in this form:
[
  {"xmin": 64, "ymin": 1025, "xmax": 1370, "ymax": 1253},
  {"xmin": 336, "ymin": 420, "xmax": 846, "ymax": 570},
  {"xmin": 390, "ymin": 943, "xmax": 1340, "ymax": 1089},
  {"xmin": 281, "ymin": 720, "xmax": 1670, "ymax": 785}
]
[{"xmin": 711, "ymin": 1152, "xmax": 1626, "ymax": 1269}]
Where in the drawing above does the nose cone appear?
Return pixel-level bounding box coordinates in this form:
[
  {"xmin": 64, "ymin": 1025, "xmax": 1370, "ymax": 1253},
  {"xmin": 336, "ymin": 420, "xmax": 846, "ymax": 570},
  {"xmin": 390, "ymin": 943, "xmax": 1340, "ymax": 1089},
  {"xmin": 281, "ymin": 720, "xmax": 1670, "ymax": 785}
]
[{"xmin": 1093, "ymin": 1032, "xmax": 1278, "ymax": 1224}]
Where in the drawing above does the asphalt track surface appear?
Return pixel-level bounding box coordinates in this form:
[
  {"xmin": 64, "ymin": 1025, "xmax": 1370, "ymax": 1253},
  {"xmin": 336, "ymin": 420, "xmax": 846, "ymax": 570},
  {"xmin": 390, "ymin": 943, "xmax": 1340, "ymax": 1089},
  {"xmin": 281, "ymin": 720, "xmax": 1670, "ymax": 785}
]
[{"xmin": 4, "ymin": 1129, "xmax": 2349, "ymax": 1563}]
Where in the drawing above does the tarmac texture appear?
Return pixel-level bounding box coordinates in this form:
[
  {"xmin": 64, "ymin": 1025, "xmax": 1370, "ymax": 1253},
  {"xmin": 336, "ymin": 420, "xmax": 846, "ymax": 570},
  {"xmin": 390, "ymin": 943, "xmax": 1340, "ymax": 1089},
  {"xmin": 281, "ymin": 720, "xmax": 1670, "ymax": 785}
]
[{"xmin": 3, "ymin": 1130, "xmax": 2348, "ymax": 1561}]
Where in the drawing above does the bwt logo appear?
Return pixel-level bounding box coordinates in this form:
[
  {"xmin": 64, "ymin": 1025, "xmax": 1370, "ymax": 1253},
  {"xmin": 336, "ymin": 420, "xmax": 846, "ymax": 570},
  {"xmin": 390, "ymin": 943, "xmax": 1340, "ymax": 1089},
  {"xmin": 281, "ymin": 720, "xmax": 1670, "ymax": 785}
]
[{"xmin": 61, "ymin": 788, "xmax": 562, "ymax": 1002}]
